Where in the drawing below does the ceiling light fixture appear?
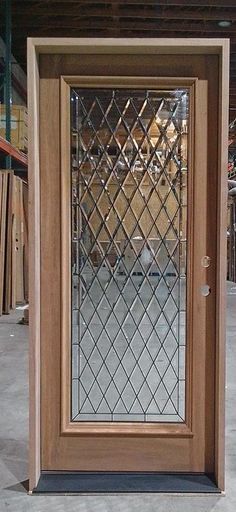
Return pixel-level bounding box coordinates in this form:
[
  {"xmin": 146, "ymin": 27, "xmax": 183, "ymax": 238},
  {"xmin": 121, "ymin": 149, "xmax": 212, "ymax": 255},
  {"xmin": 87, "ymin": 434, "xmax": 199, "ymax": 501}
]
[{"xmin": 218, "ymin": 20, "xmax": 232, "ymax": 27}]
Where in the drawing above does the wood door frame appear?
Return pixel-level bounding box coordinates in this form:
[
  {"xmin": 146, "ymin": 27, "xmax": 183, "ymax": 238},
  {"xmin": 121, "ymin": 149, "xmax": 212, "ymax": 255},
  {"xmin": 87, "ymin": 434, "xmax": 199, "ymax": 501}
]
[
  {"xmin": 61, "ymin": 75, "xmax": 196, "ymax": 437},
  {"xmin": 28, "ymin": 38, "xmax": 229, "ymax": 492}
]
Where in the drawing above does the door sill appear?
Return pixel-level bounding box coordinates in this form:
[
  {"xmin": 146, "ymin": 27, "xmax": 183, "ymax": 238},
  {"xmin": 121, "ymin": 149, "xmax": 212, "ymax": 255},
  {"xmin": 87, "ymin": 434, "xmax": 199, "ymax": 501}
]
[{"xmin": 34, "ymin": 472, "xmax": 220, "ymax": 494}]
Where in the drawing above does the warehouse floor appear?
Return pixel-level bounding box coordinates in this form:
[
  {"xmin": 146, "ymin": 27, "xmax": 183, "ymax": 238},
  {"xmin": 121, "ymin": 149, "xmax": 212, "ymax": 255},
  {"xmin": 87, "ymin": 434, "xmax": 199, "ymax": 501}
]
[{"xmin": 0, "ymin": 283, "xmax": 236, "ymax": 511}]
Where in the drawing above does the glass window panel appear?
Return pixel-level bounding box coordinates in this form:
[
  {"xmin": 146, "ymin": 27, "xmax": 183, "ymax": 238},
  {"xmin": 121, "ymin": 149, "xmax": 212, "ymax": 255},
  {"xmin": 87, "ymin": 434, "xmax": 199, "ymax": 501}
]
[{"xmin": 71, "ymin": 87, "xmax": 188, "ymax": 423}]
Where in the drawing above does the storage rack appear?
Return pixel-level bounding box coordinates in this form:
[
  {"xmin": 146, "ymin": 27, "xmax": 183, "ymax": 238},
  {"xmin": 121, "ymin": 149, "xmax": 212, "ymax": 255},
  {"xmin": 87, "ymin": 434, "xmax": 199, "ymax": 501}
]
[{"xmin": 0, "ymin": 0, "xmax": 28, "ymax": 171}]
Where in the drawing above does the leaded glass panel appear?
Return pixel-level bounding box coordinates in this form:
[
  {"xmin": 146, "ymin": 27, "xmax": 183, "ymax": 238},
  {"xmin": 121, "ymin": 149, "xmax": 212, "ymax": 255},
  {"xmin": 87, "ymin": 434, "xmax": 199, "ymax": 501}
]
[{"xmin": 71, "ymin": 87, "xmax": 188, "ymax": 422}]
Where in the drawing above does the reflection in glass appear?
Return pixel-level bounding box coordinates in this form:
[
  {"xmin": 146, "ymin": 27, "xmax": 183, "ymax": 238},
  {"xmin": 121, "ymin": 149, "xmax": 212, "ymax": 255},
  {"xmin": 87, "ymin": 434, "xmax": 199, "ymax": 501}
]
[{"xmin": 71, "ymin": 88, "xmax": 188, "ymax": 422}]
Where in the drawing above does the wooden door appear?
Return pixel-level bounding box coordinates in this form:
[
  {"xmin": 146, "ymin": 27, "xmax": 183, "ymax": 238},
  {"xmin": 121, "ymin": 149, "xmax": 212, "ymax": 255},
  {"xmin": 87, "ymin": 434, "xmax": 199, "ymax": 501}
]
[{"xmin": 28, "ymin": 39, "xmax": 229, "ymax": 493}]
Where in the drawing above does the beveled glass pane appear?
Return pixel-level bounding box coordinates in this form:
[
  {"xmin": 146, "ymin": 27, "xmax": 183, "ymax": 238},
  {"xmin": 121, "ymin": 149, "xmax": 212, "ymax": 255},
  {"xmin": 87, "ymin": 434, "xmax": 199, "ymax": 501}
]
[{"xmin": 71, "ymin": 87, "xmax": 188, "ymax": 422}]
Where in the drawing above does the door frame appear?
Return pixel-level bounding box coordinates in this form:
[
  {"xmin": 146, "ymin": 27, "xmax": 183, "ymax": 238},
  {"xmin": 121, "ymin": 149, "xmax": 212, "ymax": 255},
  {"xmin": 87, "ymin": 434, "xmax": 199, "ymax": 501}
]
[
  {"xmin": 61, "ymin": 74, "xmax": 197, "ymax": 437},
  {"xmin": 28, "ymin": 38, "xmax": 229, "ymax": 492}
]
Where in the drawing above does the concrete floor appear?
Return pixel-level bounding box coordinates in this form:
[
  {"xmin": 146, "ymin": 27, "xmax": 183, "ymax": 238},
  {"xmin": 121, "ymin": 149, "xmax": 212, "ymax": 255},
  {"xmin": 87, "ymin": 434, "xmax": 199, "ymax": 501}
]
[{"xmin": 0, "ymin": 283, "xmax": 236, "ymax": 511}]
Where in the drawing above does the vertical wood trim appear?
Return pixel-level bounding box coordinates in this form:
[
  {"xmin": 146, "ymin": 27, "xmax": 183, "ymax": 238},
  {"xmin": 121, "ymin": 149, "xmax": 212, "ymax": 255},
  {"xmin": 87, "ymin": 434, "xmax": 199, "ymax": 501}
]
[
  {"xmin": 40, "ymin": 77, "xmax": 61, "ymax": 469},
  {"xmin": 185, "ymin": 84, "xmax": 195, "ymax": 431},
  {"xmin": 11, "ymin": 176, "xmax": 17, "ymax": 310},
  {"xmin": 61, "ymin": 78, "xmax": 72, "ymax": 431},
  {"xmin": 27, "ymin": 39, "xmax": 41, "ymax": 491},
  {"xmin": 0, "ymin": 174, "xmax": 2, "ymax": 313},
  {"xmin": 3, "ymin": 170, "xmax": 13, "ymax": 314},
  {"xmin": 191, "ymin": 80, "xmax": 208, "ymax": 470},
  {"xmin": 0, "ymin": 172, "xmax": 8, "ymax": 315},
  {"xmin": 215, "ymin": 41, "xmax": 229, "ymax": 492}
]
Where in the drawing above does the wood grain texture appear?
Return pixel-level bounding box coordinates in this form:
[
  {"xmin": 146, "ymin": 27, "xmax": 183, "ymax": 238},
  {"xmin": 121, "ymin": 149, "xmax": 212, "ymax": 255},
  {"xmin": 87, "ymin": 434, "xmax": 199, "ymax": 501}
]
[
  {"xmin": 204, "ymin": 55, "xmax": 219, "ymax": 475},
  {"xmin": 0, "ymin": 171, "xmax": 27, "ymax": 313},
  {"xmin": 22, "ymin": 183, "xmax": 29, "ymax": 303},
  {"xmin": 40, "ymin": 76, "xmax": 61, "ymax": 469},
  {"xmin": 60, "ymin": 77, "xmax": 71, "ymax": 434},
  {"xmin": 39, "ymin": 53, "xmax": 217, "ymax": 81},
  {"xmin": 63, "ymin": 76, "xmax": 197, "ymax": 88},
  {"xmin": 0, "ymin": 175, "xmax": 2, "ymax": 313},
  {"xmin": 60, "ymin": 76, "xmax": 196, "ymax": 437},
  {"xmin": 28, "ymin": 39, "xmax": 228, "ymax": 490},
  {"xmin": 30, "ymin": 37, "xmax": 229, "ymax": 55},
  {"xmin": 15, "ymin": 177, "xmax": 24, "ymax": 303},
  {"xmin": 28, "ymin": 38, "xmax": 41, "ymax": 491},
  {"xmin": 0, "ymin": 172, "xmax": 8, "ymax": 315},
  {"xmin": 11, "ymin": 176, "xmax": 17, "ymax": 310},
  {"xmin": 41, "ymin": 64, "xmax": 214, "ymax": 472},
  {"xmin": 190, "ymin": 79, "xmax": 208, "ymax": 471},
  {"xmin": 215, "ymin": 39, "xmax": 230, "ymax": 492},
  {"xmin": 2, "ymin": 171, "xmax": 13, "ymax": 314}
]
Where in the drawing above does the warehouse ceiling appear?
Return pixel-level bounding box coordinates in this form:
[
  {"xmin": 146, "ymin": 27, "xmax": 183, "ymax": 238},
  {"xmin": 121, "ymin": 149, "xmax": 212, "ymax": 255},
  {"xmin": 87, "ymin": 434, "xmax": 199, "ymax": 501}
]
[{"xmin": 1, "ymin": 0, "xmax": 236, "ymax": 121}]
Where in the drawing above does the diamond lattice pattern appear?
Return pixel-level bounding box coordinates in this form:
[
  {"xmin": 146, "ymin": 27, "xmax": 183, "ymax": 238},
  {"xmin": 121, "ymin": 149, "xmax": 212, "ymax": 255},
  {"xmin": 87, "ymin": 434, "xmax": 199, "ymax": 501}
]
[{"xmin": 71, "ymin": 88, "xmax": 188, "ymax": 422}]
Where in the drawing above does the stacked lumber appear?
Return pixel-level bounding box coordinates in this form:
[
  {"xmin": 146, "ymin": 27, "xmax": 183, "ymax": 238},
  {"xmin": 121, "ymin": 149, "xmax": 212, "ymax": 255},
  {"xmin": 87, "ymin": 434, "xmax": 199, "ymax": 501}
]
[{"xmin": 0, "ymin": 170, "xmax": 28, "ymax": 315}]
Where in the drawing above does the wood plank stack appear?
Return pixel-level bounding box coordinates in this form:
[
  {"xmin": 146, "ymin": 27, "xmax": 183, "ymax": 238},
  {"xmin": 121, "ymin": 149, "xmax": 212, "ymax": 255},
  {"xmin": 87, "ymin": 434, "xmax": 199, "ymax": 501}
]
[{"xmin": 0, "ymin": 170, "xmax": 28, "ymax": 315}]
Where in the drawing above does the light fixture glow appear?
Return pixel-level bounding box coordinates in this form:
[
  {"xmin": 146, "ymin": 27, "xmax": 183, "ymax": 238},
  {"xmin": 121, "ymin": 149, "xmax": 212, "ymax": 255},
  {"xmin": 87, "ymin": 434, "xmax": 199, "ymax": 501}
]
[{"xmin": 218, "ymin": 20, "xmax": 232, "ymax": 27}]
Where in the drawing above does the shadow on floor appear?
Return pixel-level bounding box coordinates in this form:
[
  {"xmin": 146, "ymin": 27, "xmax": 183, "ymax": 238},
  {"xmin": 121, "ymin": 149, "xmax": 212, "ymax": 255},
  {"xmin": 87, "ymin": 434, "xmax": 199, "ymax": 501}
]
[{"xmin": 4, "ymin": 480, "xmax": 29, "ymax": 494}]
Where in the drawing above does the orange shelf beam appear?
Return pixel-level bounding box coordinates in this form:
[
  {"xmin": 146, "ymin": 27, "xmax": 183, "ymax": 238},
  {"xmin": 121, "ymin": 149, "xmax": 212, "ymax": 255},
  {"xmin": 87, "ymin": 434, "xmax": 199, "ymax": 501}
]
[{"xmin": 0, "ymin": 135, "xmax": 28, "ymax": 166}]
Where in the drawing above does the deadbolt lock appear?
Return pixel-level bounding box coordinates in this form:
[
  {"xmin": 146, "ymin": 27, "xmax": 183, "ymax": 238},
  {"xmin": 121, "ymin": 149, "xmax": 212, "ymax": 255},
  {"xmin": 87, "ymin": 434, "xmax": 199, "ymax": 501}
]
[{"xmin": 201, "ymin": 256, "xmax": 211, "ymax": 268}]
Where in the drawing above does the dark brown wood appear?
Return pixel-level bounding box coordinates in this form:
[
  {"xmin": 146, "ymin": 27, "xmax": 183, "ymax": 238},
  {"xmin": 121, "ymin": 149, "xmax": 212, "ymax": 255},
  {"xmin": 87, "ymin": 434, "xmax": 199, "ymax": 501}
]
[
  {"xmin": 11, "ymin": 0, "xmax": 236, "ymax": 7},
  {"xmin": 10, "ymin": 7, "xmax": 236, "ymax": 21},
  {"xmin": 22, "ymin": 183, "xmax": 29, "ymax": 302},
  {"xmin": 3, "ymin": 171, "xmax": 13, "ymax": 314},
  {"xmin": 0, "ymin": 173, "xmax": 8, "ymax": 315},
  {"xmin": 15, "ymin": 177, "xmax": 25, "ymax": 303},
  {"xmin": 0, "ymin": 171, "xmax": 28, "ymax": 314},
  {"xmin": 10, "ymin": 19, "xmax": 236, "ymax": 31},
  {"xmin": 6, "ymin": 0, "xmax": 235, "ymax": 117}
]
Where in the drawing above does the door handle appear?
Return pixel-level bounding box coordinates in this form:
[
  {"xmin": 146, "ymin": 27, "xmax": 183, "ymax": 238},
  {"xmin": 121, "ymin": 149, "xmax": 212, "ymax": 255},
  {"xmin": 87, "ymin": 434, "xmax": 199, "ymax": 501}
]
[{"xmin": 201, "ymin": 284, "xmax": 211, "ymax": 296}]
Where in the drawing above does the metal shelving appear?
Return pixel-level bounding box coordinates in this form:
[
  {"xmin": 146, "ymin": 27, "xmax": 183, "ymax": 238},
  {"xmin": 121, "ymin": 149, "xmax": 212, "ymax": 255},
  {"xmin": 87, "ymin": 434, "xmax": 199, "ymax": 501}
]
[
  {"xmin": 0, "ymin": 0, "xmax": 28, "ymax": 169},
  {"xmin": 0, "ymin": 135, "xmax": 27, "ymax": 166}
]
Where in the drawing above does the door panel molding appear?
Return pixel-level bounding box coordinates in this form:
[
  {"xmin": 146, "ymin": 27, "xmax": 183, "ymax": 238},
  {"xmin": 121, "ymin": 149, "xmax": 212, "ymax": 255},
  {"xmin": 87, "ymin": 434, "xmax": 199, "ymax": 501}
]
[{"xmin": 60, "ymin": 76, "xmax": 197, "ymax": 437}]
